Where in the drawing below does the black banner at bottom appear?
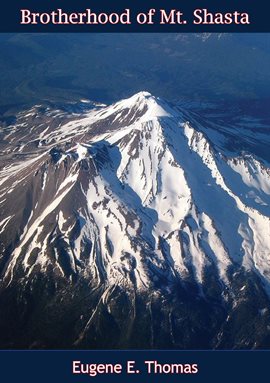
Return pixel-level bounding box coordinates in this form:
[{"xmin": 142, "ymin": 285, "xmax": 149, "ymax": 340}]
[{"xmin": 0, "ymin": 349, "xmax": 268, "ymax": 382}]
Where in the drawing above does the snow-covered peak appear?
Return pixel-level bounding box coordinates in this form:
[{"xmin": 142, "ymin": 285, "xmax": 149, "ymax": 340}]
[
  {"xmin": 116, "ymin": 91, "xmax": 177, "ymax": 120},
  {"xmin": 2, "ymin": 92, "xmax": 270, "ymax": 296},
  {"xmin": 134, "ymin": 90, "xmax": 152, "ymax": 98},
  {"xmin": 1, "ymin": 92, "xmax": 270, "ymax": 349},
  {"xmin": 89, "ymin": 91, "xmax": 178, "ymax": 128}
]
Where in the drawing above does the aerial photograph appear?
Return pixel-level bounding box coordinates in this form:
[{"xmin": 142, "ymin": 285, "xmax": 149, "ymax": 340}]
[{"xmin": 0, "ymin": 33, "xmax": 269, "ymax": 349}]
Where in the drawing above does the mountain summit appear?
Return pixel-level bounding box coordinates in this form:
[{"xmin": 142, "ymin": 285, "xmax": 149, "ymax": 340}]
[{"xmin": 0, "ymin": 93, "xmax": 270, "ymax": 348}]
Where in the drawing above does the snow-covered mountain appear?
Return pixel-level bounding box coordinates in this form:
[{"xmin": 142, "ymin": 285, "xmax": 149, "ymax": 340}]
[{"xmin": 0, "ymin": 92, "xmax": 270, "ymax": 349}]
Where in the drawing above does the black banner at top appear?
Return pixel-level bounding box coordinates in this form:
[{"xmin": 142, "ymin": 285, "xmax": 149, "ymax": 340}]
[{"xmin": 1, "ymin": 0, "xmax": 270, "ymax": 32}]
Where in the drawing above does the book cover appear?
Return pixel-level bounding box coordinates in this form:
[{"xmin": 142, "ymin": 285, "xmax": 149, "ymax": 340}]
[{"xmin": 0, "ymin": 1, "xmax": 269, "ymax": 382}]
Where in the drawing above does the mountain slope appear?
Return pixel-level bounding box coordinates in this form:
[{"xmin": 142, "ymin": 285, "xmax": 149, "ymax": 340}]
[{"xmin": 0, "ymin": 92, "xmax": 270, "ymax": 349}]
